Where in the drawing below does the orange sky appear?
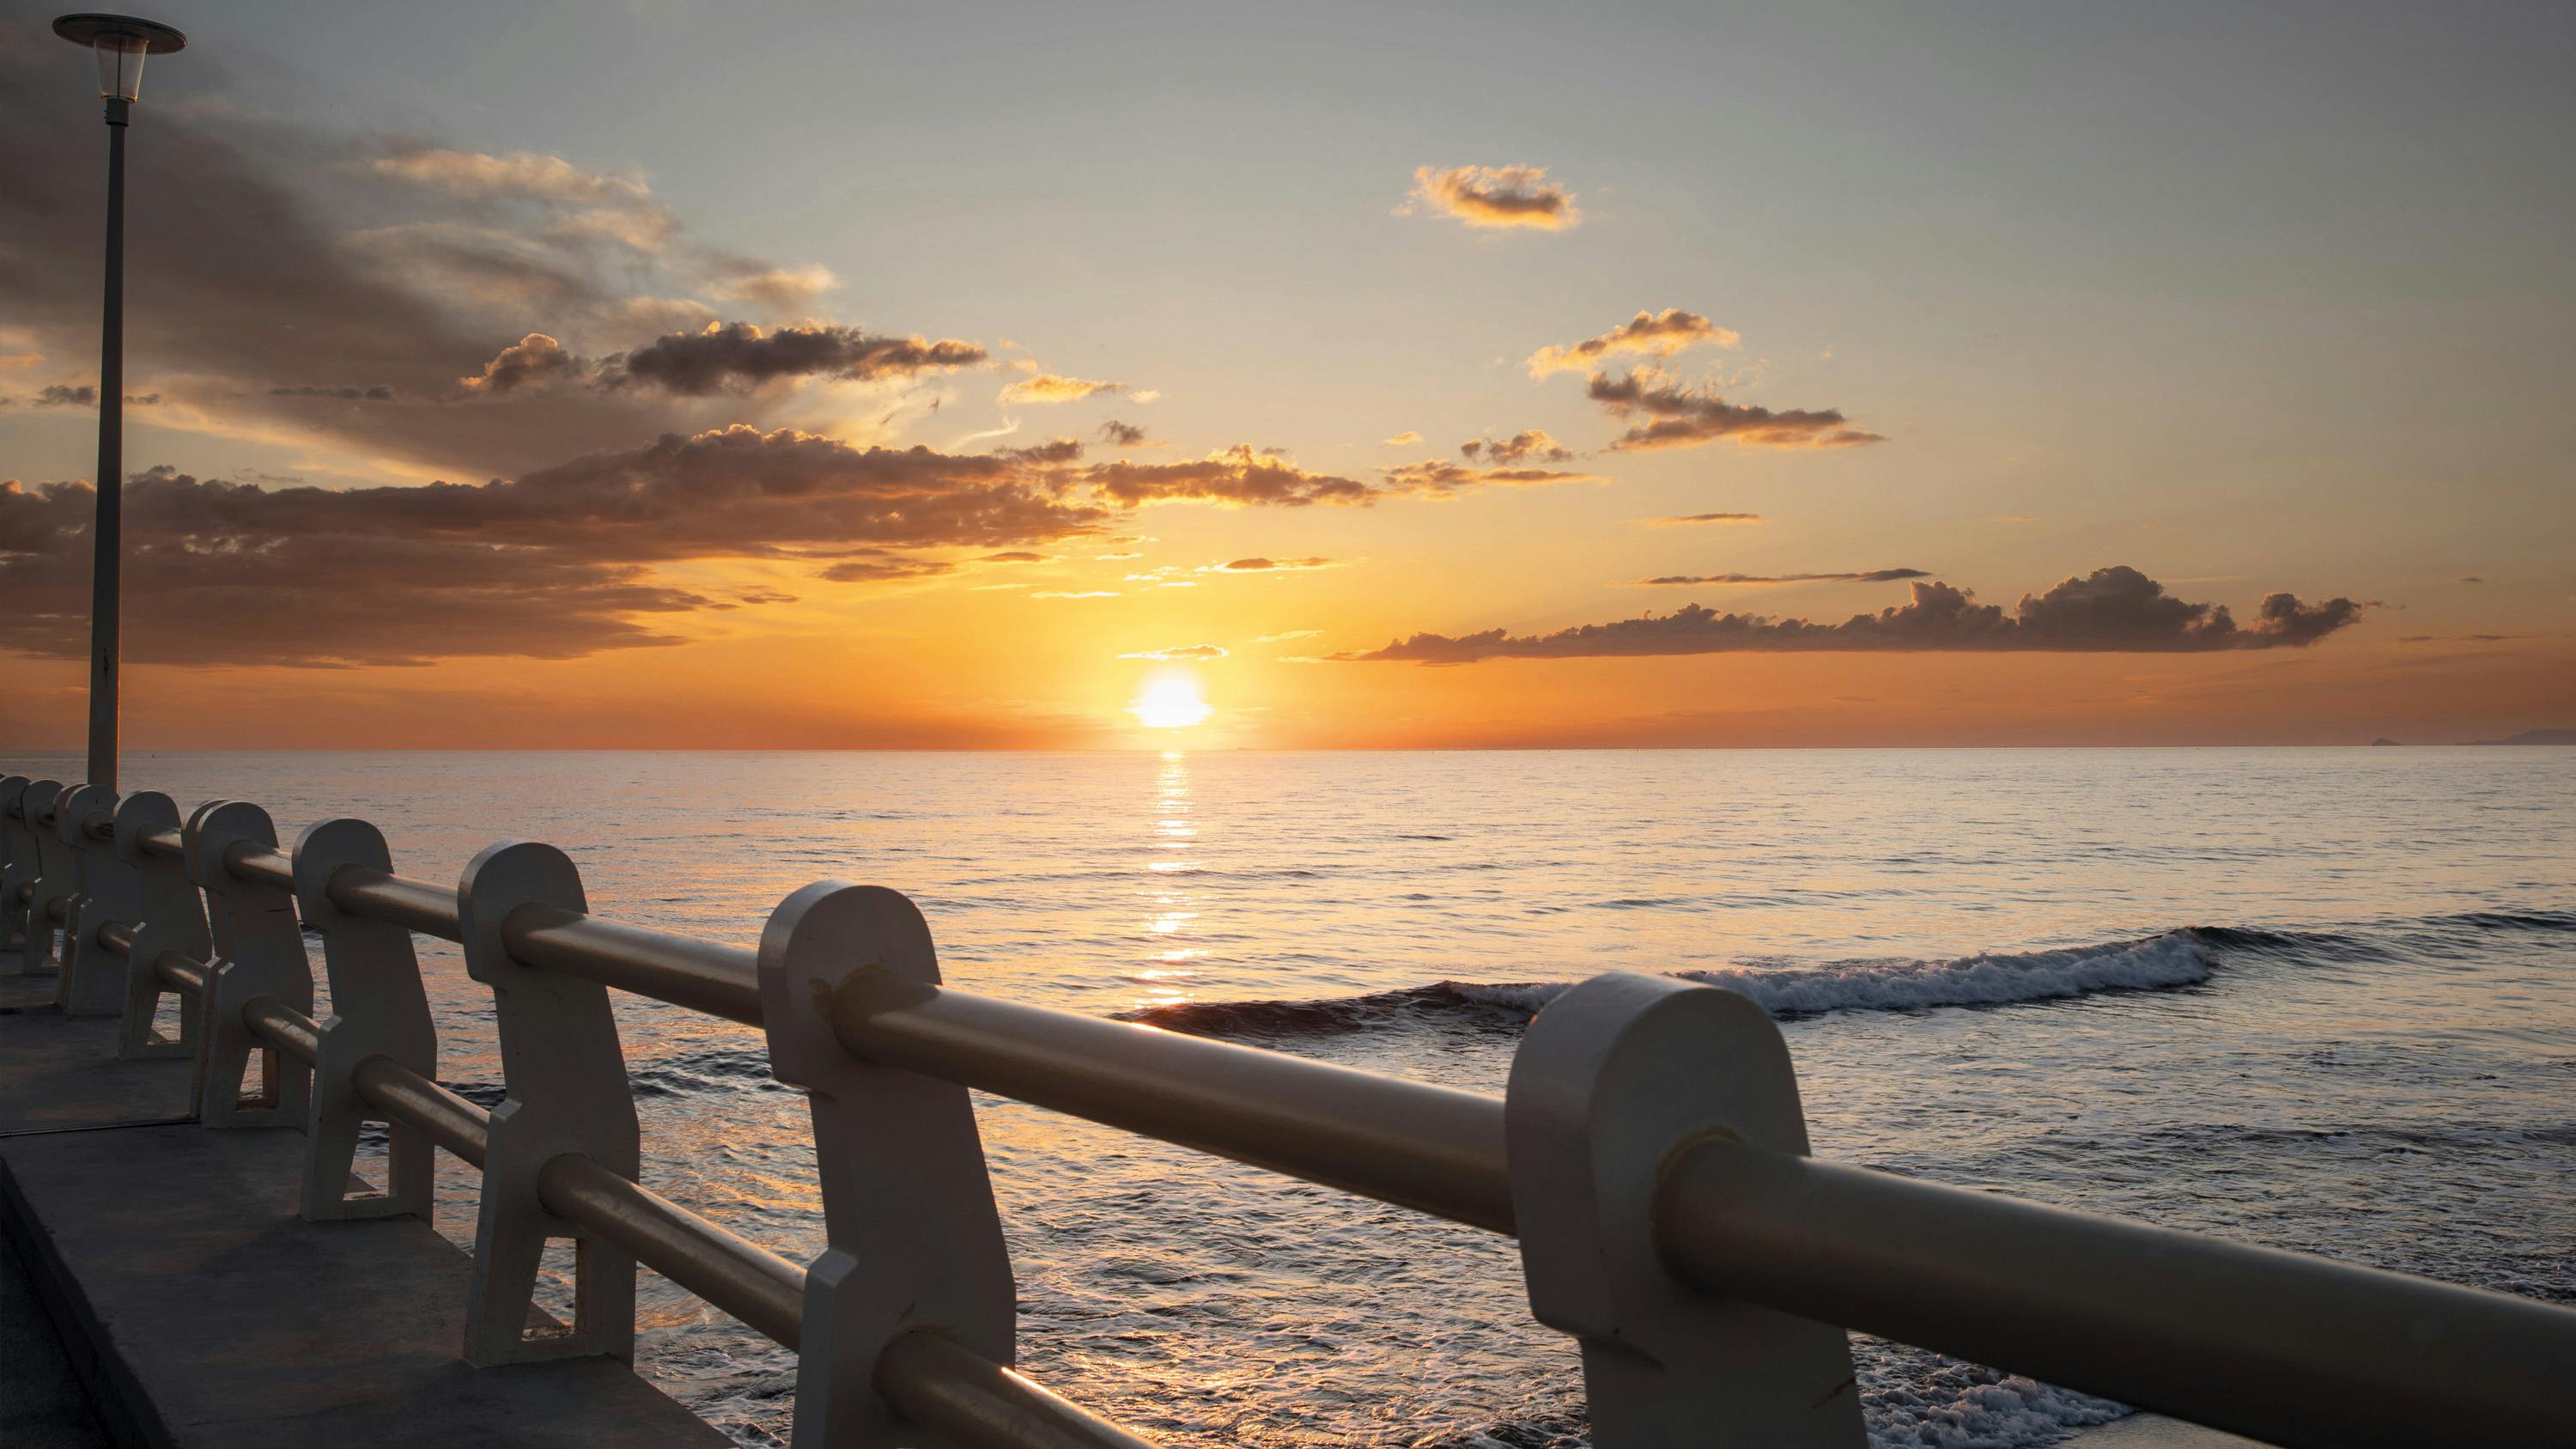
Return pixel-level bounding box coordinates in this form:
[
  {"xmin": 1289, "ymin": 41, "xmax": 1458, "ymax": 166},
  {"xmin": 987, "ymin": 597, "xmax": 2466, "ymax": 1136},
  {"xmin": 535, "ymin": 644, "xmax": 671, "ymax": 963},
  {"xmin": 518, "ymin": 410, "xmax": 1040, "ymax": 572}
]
[{"xmin": 3, "ymin": 5, "xmax": 2570, "ymax": 750}]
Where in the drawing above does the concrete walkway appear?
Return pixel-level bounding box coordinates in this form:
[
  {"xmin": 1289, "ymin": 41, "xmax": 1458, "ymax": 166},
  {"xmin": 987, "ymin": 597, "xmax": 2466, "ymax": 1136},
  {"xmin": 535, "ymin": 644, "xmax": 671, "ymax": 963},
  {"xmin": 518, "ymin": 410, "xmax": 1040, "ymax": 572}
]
[{"xmin": 0, "ymin": 981, "xmax": 728, "ymax": 1448}]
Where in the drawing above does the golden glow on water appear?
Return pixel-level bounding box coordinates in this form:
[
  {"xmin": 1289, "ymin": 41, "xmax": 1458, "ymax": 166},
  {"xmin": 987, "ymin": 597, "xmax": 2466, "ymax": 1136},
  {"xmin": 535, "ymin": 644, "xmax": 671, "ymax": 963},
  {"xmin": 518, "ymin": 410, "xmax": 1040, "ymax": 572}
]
[{"xmin": 1135, "ymin": 752, "xmax": 1201, "ymax": 1008}]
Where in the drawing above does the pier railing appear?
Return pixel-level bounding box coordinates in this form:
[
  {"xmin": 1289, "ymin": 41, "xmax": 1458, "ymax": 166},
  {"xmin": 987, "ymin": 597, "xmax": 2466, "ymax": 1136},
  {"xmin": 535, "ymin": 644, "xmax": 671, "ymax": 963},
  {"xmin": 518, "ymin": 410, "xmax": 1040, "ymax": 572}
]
[{"xmin": 3, "ymin": 773, "xmax": 2571, "ymax": 1449}]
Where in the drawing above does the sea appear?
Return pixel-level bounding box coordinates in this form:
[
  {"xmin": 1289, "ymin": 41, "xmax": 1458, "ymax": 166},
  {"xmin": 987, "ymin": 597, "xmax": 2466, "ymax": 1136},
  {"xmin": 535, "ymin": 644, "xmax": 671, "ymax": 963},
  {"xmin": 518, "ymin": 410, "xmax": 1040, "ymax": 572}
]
[{"xmin": 7, "ymin": 747, "xmax": 2571, "ymax": 1447}]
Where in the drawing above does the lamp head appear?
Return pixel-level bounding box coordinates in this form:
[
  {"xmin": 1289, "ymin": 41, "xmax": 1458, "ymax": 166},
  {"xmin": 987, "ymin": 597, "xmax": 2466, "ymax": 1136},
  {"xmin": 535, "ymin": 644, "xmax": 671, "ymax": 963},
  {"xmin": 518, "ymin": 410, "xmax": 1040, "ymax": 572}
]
[{"xmin": 52, "ymin": 14, "xmax": 187, "ymax": 103}]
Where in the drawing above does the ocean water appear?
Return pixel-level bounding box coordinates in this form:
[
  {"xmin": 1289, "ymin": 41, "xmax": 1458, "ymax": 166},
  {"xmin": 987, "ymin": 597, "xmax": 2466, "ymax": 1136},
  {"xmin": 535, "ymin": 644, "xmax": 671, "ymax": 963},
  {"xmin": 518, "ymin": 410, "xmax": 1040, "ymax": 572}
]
[{"xmin": 7, "ymin": 747, "xmax": 2572, "ymax": 1447}]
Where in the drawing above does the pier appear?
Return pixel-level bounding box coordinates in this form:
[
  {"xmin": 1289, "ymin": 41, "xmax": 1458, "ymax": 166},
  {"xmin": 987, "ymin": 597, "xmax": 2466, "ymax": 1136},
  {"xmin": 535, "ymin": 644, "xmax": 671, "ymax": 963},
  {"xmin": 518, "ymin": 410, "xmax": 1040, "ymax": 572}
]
[{"xmin": 4, "ymin": 771, "xmax": 2572, "ymax": 1448}]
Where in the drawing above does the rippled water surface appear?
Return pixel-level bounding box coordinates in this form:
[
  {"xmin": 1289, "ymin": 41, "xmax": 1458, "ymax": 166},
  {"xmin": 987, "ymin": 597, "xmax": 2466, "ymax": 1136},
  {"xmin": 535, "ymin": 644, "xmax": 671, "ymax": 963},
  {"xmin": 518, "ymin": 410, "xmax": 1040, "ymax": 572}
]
[{"xmin": 10, "ymin": 748, "xmax": 2572, "ymax": 1446}]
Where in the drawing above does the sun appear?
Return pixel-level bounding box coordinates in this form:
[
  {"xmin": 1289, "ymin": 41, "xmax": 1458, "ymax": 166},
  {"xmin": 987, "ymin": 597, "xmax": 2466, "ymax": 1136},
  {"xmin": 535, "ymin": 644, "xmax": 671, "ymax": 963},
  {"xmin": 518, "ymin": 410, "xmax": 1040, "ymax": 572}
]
[{"xmin": 1129, "ymin": 670, "xmax": 1214, "ymax": 730}]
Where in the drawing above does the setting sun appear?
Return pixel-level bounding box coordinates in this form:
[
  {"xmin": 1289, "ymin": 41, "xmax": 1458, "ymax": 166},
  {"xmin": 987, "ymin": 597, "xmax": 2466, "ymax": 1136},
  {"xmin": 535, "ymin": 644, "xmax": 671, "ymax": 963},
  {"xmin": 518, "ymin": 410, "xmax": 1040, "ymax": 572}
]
[{"xmin": 1128, "ymin": 671, "xmax": 1214, "ymax": 730}]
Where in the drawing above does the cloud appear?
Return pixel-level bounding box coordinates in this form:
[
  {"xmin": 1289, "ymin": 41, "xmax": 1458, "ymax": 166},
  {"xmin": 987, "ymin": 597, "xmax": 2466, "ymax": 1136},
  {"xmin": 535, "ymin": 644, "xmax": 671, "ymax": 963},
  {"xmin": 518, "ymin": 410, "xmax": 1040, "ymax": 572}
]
[
  {"xmin": 1087, "ymin": 446, "xmax": 1373, "ymax": 508},
  {"xmin": 0, "ymin": 425, "xmax": 1118, "ymax": 667},
  {"xmin": 1097, "ymin": 420, "xmax": 1152, "ymax": 447},
  {"xmin": 1589, "ymin": 369, "xmax": 1884, "ymax": 451},
  {"xmin": 1257, "ymin": 630, "xmax": 1322, "ymax": 643},
  {"xmin": 817, "ymin": 554, "xmax": 958, "ymax": 583},
  {"xmin": 370, "ymin": 147, "xmax": 655, "ymax": 208},
  {"xmin": 1460, "ymin": 429, "xmax": 1572, "ymax": 465},
  {"xmin": 1340, "ymin": 566, "xmax": 2364, "ymax": 663},
  {"xmin": 1632, "ymin": 569, "xmax": 1930, "ymax": 586},
  {"xmin": 1527, "ymin": 310, "xmax": 1736, "ymax": 378},
  {"xmin": 609, "ymin": 321, "xmax": 987, "ymax": 395},
  {"xmin": 981, "ymin": 551, "xmax": 1049, "ymax": 563},
  {"xmin": 368, "ymin": 146, "xmax": 672, "ymax": 253},
  {"xmin": 0, "ymin": 56, "xmax": 964, "ymax": 484},
  {"xmin": 1648, "ymin": 513, "xmax": 1764, "ymax": 527},
  {"xmin": 1400, "ymin": 165, "xmax": 1580, "ymax": 231},
  {"xmin": 459, "ymin": 332, "xmax": 577, "ymax": 394},
  {"xmin": 1380, "ymin": 460, "xmax": 1600, "ymax": 496},
  {"xmin": 270, "ymin": 384, "xmax": 396, "ymax": 400},
  {"xmin": 1200, "ymin": 557, "xmax": 1337, "ymax": 573},
  {"xmin": 1382, "ymin": 430, "xmax": 1422, "ymax": 447},
  {"xmin": 1033, "ymin": 590, "xmax": 1120, "ymax": 599},
  {"xmin": 708, "ymin": 265, "xmax": 837, "ymax": 314},
  {"xmin": 29, "ymin": 384, "xmax": 157, "ymax": 407},
  {"xmin": 998, "ymin": 438, "xmax": 1084, "ymax": 464},
  {"xmin": 1118, "ymin": 644, "xmax": 1229, "ymax": 661},
  {"xmin": 999, "ymin": 372, "xmax": 1124, "ymax": 405}
]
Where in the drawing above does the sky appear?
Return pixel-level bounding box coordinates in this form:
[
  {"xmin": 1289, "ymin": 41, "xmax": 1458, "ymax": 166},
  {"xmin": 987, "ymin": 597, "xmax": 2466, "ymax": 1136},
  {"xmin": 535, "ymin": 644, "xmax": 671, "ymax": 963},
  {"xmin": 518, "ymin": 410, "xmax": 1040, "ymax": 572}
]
[{"xmin": 3, "ymin": 0, "xmax": 2570, "ymax": 749}]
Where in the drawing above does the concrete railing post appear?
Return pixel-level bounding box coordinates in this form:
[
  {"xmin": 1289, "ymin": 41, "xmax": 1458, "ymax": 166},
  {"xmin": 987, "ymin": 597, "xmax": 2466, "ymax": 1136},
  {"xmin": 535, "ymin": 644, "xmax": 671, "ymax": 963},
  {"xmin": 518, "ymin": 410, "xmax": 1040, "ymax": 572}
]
[
  {"xmin": 295, "ymin": 818, "xmax": 440, "ymax": 1221},
  {"xmin": 1505, "ymin": 972, "xmax": 1865, "ymax": 1447},
  {"xmin": 56, "ymin": 784, "xmax": 129, "ymax": 1014},
  {"xmin": 189, "ymin": 801, "xmax": 315, "ymax": 1128},
  {"xmin": 1, "ymin": 776, "xmax": 34, "ymax": 961},
  {"xmin": 757, "ymin": 882, "xmax": 1016, "ymax": 1449},
  {"xmin": 112, "ymin": 791, "xmax": 208, "ymax": 1059},
  {"xmin": 15, "ymin": 781, "xmax": 74, "ymax": 976},
  {"xmin": 457, "ymin": 840, "xmax": 638, "ymax": 1365}
]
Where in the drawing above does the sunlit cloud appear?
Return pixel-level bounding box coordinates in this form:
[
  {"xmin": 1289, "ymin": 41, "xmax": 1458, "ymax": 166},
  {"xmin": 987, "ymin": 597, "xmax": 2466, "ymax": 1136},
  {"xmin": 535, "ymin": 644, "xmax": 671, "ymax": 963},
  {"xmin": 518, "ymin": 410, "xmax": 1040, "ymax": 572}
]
[
  {"xmin": 1119, "ymin": 644, "xmax": 1230, "ymax": 661},
  {"xmin": 1646, "ymin": 513, "xmax": 1764, "ymax": 527},
  {"xmin": 1400, "ymin": 164, "xmax": 1581, "ymax": 230},
  {"xmin": 999, "ymin": 372, "xmax": 1125, "ymax": 405},
  {"xmin": 1528, "ymin": 309, "xmax": 1735, "ymax": 378},
  {"xmin": 1344, "ymin": 567, "xmax": 2365, "ymax": 663},
  {"xmin": 1382, "ymin": 429, "xmax": 1422, "ymax": 446},
  {"xmin": 1380, "ymin": 460, "xmax": 1601, "ymax": 496},
  {"xmin": 708, "ymin": 265, "xmax": 837, "ymax": 314},
  {"xmin": 1256, "ymin": 630, "xmax": 1322, "ymax": 643},
  {"xmin": 1198, "ymin": 557, "xmax": 1340, "ymax": 573},
  {"xmin": 1460, "ymin": 429, "xmax": 1571, "ymax": 464},
  {"xmin": 458, "ymin": 332, "xmax": 574, "ymax": 394}
]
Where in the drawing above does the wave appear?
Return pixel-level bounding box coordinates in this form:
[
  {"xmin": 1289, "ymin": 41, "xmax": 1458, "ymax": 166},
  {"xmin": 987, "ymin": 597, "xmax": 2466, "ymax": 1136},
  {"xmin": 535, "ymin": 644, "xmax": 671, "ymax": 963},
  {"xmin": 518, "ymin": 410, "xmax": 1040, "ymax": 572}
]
[{"xmin": 1119, "ymin": 928, "xmax": 2240, "ymax": 1038}]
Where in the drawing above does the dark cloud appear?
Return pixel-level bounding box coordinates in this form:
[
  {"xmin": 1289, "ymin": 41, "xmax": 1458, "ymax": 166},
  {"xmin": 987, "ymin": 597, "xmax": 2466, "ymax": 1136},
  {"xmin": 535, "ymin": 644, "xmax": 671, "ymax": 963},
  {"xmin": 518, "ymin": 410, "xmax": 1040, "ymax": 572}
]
[
  {"xmin": 270, "ymin": 385, "xmax": 396, "ymax": 401},
  {"xmin": 1634, "ymin": 569, "xmax": 1930, "ymax": 586},
  {"xmin": 1461, "ymin": 429, "xmax": 1572, "ymax": 465},
  {"xmin": 0, "ymin": 474, "xmax": 701, "ymax": 667},
  {"xmin": 1097, "ymin": 420, "xmax": 1151, "ymax": 447},
  {"xmin": 1588, "ymin": 370, "xmax": 1883, "ymax": 451},
  {"xmin": 980, "ymin": 551, "xmax": 1049, "ymax": 563},
  {"xmin": 1401, "ymin": 165, "xmax": 1580, "ymax": 230},
  {"xmin": 1342, "ymin": 566, "xmax": 2364, "ymax": 663},
  {"xmin": 1649, "ymin": 513, "xmax": 1764, "ymax": 526},
  {"xmin": 1528, "ymin": 310, "xmax": 1735, "ymax": 378},
  {"xmin": 29, "ymin": 384, "xmax": 158, "ymax": 407},
  {"xmin": 606, "ymin": 322, "xmax": 986, "ymax": 396},
  {"xmin": 0, "ymin": 425, "xmax": 1110, "ymax": 666},
  {"xmin": 998, "ymin": 438, "xmax": 1084, "ymax": 465},
  {"xmin": 1087, "ymin": 446, "xmax": 1373, "ymax": 508}
]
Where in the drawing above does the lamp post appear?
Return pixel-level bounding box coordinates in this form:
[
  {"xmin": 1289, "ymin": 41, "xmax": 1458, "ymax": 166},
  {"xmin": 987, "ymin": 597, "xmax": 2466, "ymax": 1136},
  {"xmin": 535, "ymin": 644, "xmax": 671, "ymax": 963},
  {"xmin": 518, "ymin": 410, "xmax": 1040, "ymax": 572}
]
[{"xmin": 52, "ymin": 14, "xmax": 186, "ymax": 794}]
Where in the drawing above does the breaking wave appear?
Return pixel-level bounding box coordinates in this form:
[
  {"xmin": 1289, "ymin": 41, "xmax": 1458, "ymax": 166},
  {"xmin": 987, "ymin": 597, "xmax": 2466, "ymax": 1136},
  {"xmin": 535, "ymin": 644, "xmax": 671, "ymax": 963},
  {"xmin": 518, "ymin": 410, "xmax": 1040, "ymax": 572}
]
[{"xmin": 1119, "ymin": 928, "xmax": 2253, "ymax": 1038}]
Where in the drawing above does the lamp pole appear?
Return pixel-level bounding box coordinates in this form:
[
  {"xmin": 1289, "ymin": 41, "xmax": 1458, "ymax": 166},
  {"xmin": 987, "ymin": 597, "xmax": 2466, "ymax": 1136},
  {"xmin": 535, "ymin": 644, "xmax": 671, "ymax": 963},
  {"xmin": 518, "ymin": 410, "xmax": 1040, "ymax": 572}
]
[{"xmin": 53, "ymin": 14, "xmax": 186, "ymax": 794}]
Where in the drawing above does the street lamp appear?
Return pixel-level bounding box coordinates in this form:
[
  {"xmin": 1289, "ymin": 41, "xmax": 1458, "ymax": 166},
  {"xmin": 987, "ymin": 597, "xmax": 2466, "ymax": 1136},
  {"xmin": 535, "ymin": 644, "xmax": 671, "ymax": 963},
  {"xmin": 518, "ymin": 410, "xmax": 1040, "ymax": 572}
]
[{"xmin": 52, "ymin": 14, "xmax": 186, "ymax": 794}]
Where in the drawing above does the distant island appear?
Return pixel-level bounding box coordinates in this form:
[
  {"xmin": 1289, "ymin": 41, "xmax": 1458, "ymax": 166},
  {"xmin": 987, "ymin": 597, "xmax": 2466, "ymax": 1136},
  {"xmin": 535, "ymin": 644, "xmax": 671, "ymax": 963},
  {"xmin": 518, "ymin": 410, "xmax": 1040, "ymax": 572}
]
[
  {"xmin": 2371, "ymin": 737, "xmax": 2403, "ymax": 746},
  {"xmin": 2460, "ymin": 728, "xmax": 2576, "ymax": 746}
]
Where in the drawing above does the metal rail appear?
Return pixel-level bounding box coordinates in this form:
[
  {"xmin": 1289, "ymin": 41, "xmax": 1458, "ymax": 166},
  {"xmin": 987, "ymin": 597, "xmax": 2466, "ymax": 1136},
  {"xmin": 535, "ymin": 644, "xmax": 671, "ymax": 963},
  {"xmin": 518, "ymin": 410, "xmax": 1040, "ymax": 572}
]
[
  {"xmin": 205, "ymin": 978, "xmax": 1142, "ymax": 1449},
  {"xmin": 10, "ymin": 781, "xmax": 2576, "ymax": 1449}
]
